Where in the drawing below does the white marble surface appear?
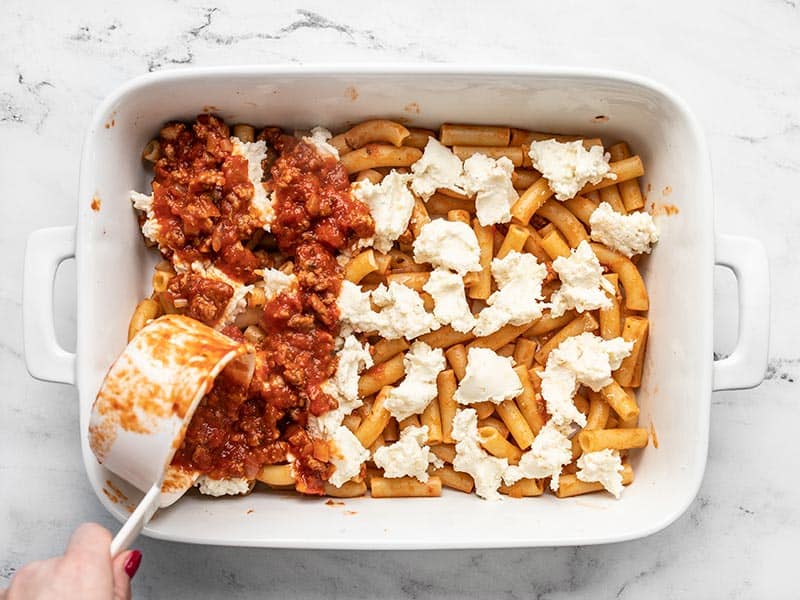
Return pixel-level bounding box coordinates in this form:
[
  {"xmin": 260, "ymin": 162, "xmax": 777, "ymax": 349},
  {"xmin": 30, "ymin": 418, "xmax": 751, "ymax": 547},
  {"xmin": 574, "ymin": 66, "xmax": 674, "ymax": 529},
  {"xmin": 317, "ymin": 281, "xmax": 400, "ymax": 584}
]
[{"xmin": 1, "ymin": 0, "xmax": 798, "ymax": 597}]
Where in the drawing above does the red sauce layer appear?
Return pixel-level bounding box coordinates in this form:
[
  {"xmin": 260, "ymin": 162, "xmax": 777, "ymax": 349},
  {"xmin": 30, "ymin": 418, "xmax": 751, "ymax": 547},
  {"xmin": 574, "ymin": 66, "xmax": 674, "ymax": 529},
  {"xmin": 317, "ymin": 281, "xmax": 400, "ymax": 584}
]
[
  {"xmin": 150, "ymin": 115, "xmax": 265, "ymax": 284},
  {"xmin": 164, "ymin": 119, "xmax": 374, "ymax": 494},
  {"xmin": 268, "ymin": 135, "xmax": 373, "ymax": 254}
]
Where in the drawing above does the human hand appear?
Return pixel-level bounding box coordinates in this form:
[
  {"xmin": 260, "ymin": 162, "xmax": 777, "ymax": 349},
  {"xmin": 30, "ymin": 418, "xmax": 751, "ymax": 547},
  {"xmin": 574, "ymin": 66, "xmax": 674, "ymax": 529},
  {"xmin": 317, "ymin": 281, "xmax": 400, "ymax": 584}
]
[{"xmin": 1, "ymin": 523, "xmax": 141, "ymax": 600}]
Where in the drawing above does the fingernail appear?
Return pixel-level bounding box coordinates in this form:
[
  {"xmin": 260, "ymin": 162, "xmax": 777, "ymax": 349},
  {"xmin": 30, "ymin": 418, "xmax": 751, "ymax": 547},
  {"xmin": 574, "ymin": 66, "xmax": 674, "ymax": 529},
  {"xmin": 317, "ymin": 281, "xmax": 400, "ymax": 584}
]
[{"xmin": 124, "ymin": 550, "xmax": 142, "ymax": 579}]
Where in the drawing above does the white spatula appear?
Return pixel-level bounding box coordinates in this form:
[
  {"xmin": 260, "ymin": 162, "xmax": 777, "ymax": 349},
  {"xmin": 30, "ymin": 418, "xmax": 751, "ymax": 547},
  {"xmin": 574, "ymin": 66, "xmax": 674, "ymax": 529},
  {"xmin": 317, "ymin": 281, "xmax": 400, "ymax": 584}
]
[{"xmin": 88, "ymin": 315, "xmax": 245, "ymax": 556}]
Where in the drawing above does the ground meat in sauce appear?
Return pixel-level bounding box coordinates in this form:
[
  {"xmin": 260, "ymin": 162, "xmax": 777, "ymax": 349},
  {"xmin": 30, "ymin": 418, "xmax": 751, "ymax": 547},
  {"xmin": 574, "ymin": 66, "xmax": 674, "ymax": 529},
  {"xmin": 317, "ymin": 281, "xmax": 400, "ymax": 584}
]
[
  {"xmin": 151, "ymin": 115, "xmax": 266, "ymax": 284},
  {"xmin": 167, "ymin": 117, "xmax": 374, "ymax": 495},
  {"xmin": 166, "ymin": 273, "xmax": 233, "ymax": 326},
  {"xmin": 268, "ymin": 135, "xmax": 374, "ymax": 254},
  {"xmin": 171, "ymin": 368, "xmax": 289, "ymax": 481}
]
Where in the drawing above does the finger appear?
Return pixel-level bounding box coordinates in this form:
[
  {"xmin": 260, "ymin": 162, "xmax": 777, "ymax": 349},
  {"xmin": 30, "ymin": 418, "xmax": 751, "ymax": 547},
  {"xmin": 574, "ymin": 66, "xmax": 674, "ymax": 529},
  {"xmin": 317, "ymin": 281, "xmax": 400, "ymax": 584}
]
[
  {"xmin": 111, "ymin": 550, "xmax": 141, "ymax": 600},
  {"xmin": 66, "ymin": 522, "xmax": 113, "ymax": 561}
]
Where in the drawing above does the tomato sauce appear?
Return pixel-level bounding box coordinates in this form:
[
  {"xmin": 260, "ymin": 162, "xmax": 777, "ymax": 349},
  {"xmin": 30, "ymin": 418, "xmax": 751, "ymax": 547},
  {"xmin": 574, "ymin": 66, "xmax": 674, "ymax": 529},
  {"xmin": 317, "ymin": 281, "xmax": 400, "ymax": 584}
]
[
  {"xmin": 150, "ymin": 115, "xmax": 265, "ymax": 284},
  {"xmin": 166, "ymin": 118, "xmax": 374, "ymax": 494}
]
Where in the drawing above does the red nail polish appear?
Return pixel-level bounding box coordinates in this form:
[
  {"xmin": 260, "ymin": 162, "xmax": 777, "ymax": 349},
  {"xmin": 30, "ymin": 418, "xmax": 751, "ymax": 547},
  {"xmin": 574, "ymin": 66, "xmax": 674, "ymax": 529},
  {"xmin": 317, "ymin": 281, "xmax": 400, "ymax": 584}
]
[{"xmin": 124, "ymin": 550, "xmax": 142, "ymax": 579}]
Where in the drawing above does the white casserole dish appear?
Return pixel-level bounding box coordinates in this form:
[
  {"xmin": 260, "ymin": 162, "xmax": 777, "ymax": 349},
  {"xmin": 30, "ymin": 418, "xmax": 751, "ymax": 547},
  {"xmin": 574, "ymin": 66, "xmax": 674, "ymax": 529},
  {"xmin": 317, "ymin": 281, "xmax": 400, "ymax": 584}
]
[{"xmin": 23, "ymin": 66, "xmax": 770, "ymax": 548}]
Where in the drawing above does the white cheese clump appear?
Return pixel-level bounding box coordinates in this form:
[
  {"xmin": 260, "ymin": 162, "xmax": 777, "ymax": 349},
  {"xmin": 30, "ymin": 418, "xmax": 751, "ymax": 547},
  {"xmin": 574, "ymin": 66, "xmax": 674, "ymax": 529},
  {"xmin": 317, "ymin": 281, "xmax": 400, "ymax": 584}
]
[
  {"xmin": 413, "ymin": 219, "xmax": 481, "ymax": 276},
  {"xmin": 539, "ymin": 332, "xmax": 633, "ymax": 427},
  {"xmin": 337, "ymin": 280, "xmax": 439, "ymax": 340},
  {"xmin": 328, "ymin": 425, "xmax": 370, "ymax": 488},
  {"xmin": 589, "ymin": 201, "xmax": 660, "ymax": 258},
  {"xmin": 384, "ymin": 342, "xmax": 446, "ymax": 421},
  {"xmin": 577, "ymin": 449, "xmax": 625, "ymax": 499},
  {"xmin": 454, "ymin": 347, "xmax": 523, "ymax": 405},
  {"xmin": 473, "ymin": 251, "xmax": 548, "ymax": 336},
  {"xmin": 195, "ymin": 476, "xmax": 251, "ymax": 497},
  {"xmin": 308, "ymin": 336, "xmax": 373, "ymax": 438},
  {"xmin": 371, "ymin": 282, "xmax": 441, "ymax": 340},
  {"xmin": 422, "ymin": 268, "xmax": 477, "ymax": 333},
  {"xmin": 262, "ymin": 268, "xmax": 296, "ymax": 301},
  {"xmin": 461, "ymin": 154, "xmax": 519, "ymax": 226},
  {"xmin": 307, "ymin": 383, "xmax": 350, "ymax": 439},
  {"xmin": 231, "ymin": 137, "xmax": 274, "ymax": 231},
  {"xmin": 410, "ymin": 137, "xmax": 466, "ymax": 200},
  {"xmin": 130, "ymin": 191, "xmax": 160, "ymax": 244},
  {"xmin": 338, "ymin": 280, "xmax": 383, "ymax": 334},
  {"xmin": 333, "ymin": 336, "xmax": 374, "ymax": 406},
  {"xmin": 373, "ymin": 425, "xmax": 440, "ymax": 482},
  {"xmin": 303, "ymin": 126, "xmax": 340, "ymax": 159},
  {"xmin": 528, "ymin": 140, "xmax": 615, "ymax": 201},
  {"xmin": 549, "ymin": 240, "xmax": 614, "ymax": 318},
  {"xmin": 352, "ymin": 171, "xmax": 415, "ymax": 253},
  {"xmin": 220, "ymin": 282, "xmax": 253, "ymax": 328},
  {"xmin": 451, "ymin": 408, "xmax": 509, "ymax": 500},
  {"xmin": 503, "ymin": 421, "xmax": 572, "ymax": 491}
]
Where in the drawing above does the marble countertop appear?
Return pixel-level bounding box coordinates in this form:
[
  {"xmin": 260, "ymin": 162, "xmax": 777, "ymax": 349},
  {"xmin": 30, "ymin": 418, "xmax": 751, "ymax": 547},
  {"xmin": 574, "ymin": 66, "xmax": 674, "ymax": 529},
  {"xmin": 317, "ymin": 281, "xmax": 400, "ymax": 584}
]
[{"xmin": 2, "ymin": 1, "xmax": 798, "ymax": 597}]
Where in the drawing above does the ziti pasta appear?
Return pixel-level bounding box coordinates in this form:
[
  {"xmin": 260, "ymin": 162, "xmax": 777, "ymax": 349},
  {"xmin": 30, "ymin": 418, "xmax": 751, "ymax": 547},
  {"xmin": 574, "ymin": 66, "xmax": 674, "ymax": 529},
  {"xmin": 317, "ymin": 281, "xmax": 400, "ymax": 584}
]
[{"xmin": 124, "ymin": 116, "xmax": 659, "ymax": 501}]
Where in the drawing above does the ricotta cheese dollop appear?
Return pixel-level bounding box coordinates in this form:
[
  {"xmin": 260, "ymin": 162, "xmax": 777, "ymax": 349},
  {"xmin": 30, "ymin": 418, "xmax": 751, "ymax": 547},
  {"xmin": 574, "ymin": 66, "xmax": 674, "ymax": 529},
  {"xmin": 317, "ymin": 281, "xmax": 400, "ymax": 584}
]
[
  {"xmin": 422, "ymin": 268, "xmax": 477, "ymax": 333},
  {"xmin": 370, "ymin": 282, "xmax": 441, "ymax": 340},
  {"xmin": 528, "ymin": 139, "xmax": 615, "ymax": 201},
  {"xmin": 337, "ymin": 280, "xmax": 383, "ymax": 335},
  {"xmin": 413, "ymin": 219, "xmax": 482, "ymax": 276},
  {"xmin": 576, "ymin": 448, "xmax": 625, "ymax": 499},
  {"xmin": 328, "ymin": 425, "xmax": 370, "ymax": 488},
  {"xmin": 453, "ymin": 347, "xmax": 523, "ymax": 405},
  {"xmin": 410, "ymin": 137, "xmax": 466, "ymax": 200},
  {"xmin": 473, "ymin": 250, "xmax": 548, "ymax": 336},
  {"xmin": 303, "ymin": 126, "xmax": 340, "ymax": 159},
  {"xmin": 196, "ymin": 476, "xmax": 251, "ymax": 497},
  {"xmin": 461, "ymin": 153, "xmax": 519, "ymax": 226},
  {"xmin": 231, "ymin": 137, "xmax": 274, "ymax": 231},
  {"xmin": 451, "ymin": 408, "xmax": 509, "ymax": 500},
  {"xmin": 372, "ymin": 425, "xmax": 441, "ymax": 482},
  {"xmin": 503, "ymin": 420, "xmax": 573, "ymax": 492},
  {"xmin": 337, "ymin": 280, "xmax": 440, "ymax": 340},
  {"xmin": 130, "ymin": 191, "xmax": 160, "ymax": 244},
  {"xmin": 352, "ymin": 170, "xmax": 415, "ymax": 253},
  {"xmin": 539, "ymin": 332, "xmax": 633, "ymax": 427},
  {"xmin": 384, "ymin": 342, "xmax": 446, "ymax": 421},
  {"xmin": 308, "ymin": 335, "xmax": 374, "ymax": 438},
  {"xmin": 549, "ymin": 240, "xmax": 614, "ymax": 318},
  {"xmin": 589, "ymin": 201, "xmax": 659, "ymax": 258},
  {"xmin": 261, "ymin": 268, "xmax": 297, "ymax": 301}
]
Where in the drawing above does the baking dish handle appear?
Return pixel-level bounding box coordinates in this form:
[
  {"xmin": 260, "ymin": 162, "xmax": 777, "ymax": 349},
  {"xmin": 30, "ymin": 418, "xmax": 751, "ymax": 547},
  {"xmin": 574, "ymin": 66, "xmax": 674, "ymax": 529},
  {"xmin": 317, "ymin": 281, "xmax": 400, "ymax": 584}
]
[
  {"xmin": 23, "ymin": 226, "xmax": 77, "ymax": 385},
  {"xmin": 712, "ymin": 234, "xmax": 770, "ymax": 391}
]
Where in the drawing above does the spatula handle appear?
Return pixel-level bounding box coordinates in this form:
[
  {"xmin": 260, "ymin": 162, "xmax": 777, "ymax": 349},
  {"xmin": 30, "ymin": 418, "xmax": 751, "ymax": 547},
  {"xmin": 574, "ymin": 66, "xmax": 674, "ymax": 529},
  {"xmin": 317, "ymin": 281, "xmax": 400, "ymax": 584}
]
[{"xmin": 110, "ymin": 483, "xmax": 162, "ymax": 557}]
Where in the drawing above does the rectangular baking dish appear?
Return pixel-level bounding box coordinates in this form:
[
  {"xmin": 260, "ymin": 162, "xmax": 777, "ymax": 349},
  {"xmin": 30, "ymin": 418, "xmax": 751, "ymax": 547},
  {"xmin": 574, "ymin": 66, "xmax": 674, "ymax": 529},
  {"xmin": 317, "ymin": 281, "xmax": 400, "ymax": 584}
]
[{"xmin": 23, "ymin": 66, "xmax": 770, "ymax": 548}]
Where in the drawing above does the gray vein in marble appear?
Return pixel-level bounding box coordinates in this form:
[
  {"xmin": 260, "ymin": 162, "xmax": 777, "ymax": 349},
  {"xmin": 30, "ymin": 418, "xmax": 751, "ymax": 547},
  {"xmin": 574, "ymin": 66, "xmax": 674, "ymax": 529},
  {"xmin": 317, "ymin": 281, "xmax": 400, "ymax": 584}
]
[
  {"xmin": 0, "ymin": 94, "xmax": 24, "ymax": 124},
  {"xmin": 69, "ymin": 21, "xmax": 121, "ymax": 43},
  {"xmin": 732, "ymin": 122, "xmax": 800, "ymax": 144},
  {"xmin": 687, "ymin": 494, "xmax": 712, "ymax": 528},
  {"xmin": 195, "ymin": 8, "xmax": 383, "ymax": 49},
  {"xmin": 187, "ymin": 7, "xmax": 219, "ymax": 37},
  {"xmin": 0, "ymin": 343, "xmax": 22, "ymax": 361},
  {"xmin": 1, "ymin": 70, "xmax": 54, "ymax": 133},
  {"xmin": 763, "ymin": 357, "xmax": 799, "ymax": 382},
  {"xmin": 614, "ymin": 560, "xmax": 664, "ymax": 599}
]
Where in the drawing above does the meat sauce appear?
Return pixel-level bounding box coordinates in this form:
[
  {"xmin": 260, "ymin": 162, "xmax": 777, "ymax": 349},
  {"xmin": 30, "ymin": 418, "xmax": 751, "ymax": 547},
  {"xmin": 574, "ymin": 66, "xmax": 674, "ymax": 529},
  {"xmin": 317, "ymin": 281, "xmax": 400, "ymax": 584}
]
[
  {"xmin": 163, "ymin": 117, "xmax": 374, "ymax": 494},
  {"xmin": 150, "ymin": 115, "xmax": 266, "ymax": 284}
]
